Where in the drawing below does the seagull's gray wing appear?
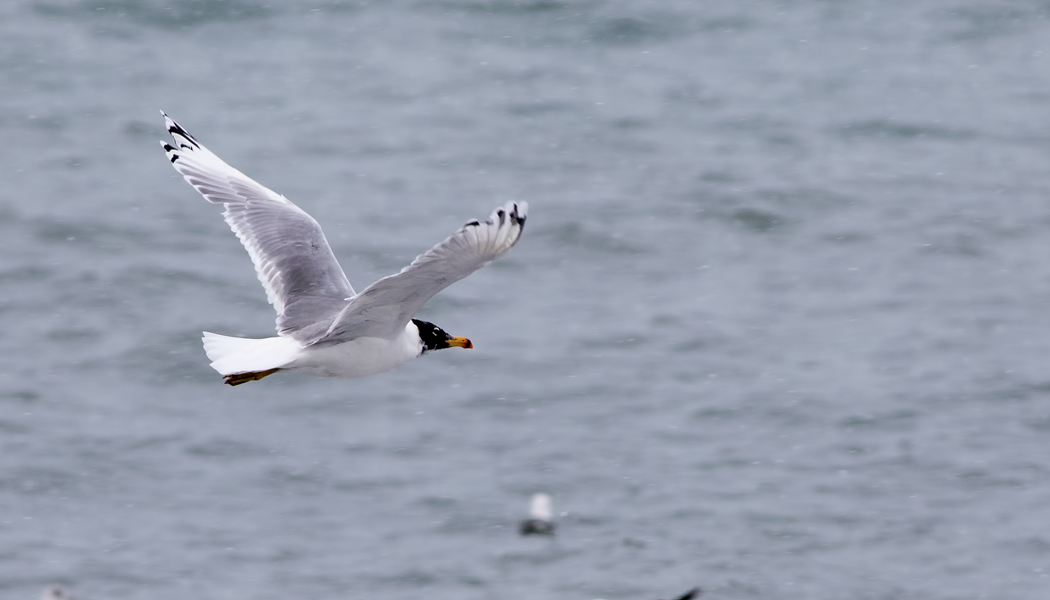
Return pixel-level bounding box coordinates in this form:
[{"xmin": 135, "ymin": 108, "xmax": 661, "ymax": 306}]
[
  {"xmin": 161, "ymin": 113, "xmax": 354, "ymax": 340},
  {"xmin": 315, "ymin": 201, "xmax": 527, "ymax": 344}
]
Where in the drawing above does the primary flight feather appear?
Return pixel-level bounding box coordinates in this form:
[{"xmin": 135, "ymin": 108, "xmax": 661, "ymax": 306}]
[{"xmin": 160, "ymin": 112, "xmax": 527, "ymax": 385}]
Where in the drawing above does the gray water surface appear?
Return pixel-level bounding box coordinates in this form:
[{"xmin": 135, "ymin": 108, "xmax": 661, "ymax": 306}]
[{"xmin": 2, "ymin": 1, "xmax": 1050, "ymax": 599}]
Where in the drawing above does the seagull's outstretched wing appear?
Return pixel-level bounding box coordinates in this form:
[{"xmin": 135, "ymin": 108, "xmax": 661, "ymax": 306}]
[
  {"xmin": 161, "ymin": 112, "xmax": 354, "ymax": 340},
  {"xmin": 316, "ymin": 201, "xmax": 527, "ymax": 343}
]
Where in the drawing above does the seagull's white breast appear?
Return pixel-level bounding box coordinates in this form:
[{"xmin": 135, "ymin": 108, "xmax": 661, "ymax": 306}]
[{"xmin": 288, "ymin": 322, "xmax": 422, "ymax": 378}]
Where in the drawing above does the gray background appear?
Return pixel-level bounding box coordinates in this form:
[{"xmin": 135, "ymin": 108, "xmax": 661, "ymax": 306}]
[{"xmin": 2, "ymin": 1, "xmax": 1050, "ymax": 599}]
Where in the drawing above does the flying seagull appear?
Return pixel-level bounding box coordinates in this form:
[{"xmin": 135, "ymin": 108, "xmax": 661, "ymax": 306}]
[
  {"xmin": 520, "ymin": 492, "xmax": 556, "ymax": 536},
  {"xmin": 160, "ymin": 113, "xmax": 527, "ymax": 385}
]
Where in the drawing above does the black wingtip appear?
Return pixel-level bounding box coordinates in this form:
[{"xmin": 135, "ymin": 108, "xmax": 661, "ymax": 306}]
[
  {"xmin": 163, "ymin": 113, "xmax": 201, "ymax": 150},
  {"xmin": 510, "ymin": 203, "xmax": 526, "ymax": 228},
  {"xmin": 167, "ymin": 120, "xmax": 189, "ymax": 137},
  {"xmin": 161, "ymin": 142, "xmax": 179, "ymax": 163}
]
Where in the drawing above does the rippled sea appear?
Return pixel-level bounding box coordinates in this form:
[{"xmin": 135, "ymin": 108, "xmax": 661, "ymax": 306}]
[{"xmin": 3, "ymin": 1, "xmax": 1050, "ymax": 599}]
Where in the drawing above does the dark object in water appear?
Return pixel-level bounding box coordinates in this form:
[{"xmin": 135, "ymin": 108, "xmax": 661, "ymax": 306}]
[
  {"xmin": 661, "ymin": 588, "xmax": 701, "ymax": 600},
  {"xmin": 520, "ymin": 517, "xmax": 556, "ymax": 536},
  {"xmin": 519, "ymin": 492, "xmax": 555, "ymax": 536}
]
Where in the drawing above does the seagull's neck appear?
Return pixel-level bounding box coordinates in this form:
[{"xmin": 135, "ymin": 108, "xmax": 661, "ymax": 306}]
[{"xmin": 405, "ymin": 321, "xmax": 425, "ymax": 356}]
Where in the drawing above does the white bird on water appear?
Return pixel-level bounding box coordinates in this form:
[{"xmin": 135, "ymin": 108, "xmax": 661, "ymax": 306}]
[
  {"xmin": 520, "ymin": 492, "xmax": 556, "ymax": 535},
  {"xmin": 161, "ymin": 113, "xmax": 527, "ymax": 385},
  {"xmin": 40, "ymin": 585, "xmax": 71, "ymax": 600}
]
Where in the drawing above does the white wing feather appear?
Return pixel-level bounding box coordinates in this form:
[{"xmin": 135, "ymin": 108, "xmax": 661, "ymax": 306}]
[
  {"xmin": 317, "ymin": 201, "xmax": 528, "ymax": 343},
  {"xmin": 161, "ymin": 112, "xmax": 353, "ymax": 340}
]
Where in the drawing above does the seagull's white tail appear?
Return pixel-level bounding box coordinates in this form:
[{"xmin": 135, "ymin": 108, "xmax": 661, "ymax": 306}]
[{"xmin": 202, "ymin": 332, "xmax": 302, "ymax": 376}]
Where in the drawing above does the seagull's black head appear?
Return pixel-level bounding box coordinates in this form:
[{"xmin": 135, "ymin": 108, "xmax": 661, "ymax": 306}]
[{"xmin": 413, "ymin": 319, "xmax": 473, "ymax": 354}]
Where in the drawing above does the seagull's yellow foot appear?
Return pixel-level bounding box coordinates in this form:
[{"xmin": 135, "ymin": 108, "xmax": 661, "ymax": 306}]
[{"xmin": 224, "ymin": 368, "xmax": 281, "ymax": 386}]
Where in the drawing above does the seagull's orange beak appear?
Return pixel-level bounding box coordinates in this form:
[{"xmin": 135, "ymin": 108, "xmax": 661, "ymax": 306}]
[{"xmin": 447, "ymin": 336, "xmax": 473, "ymax": 349}]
